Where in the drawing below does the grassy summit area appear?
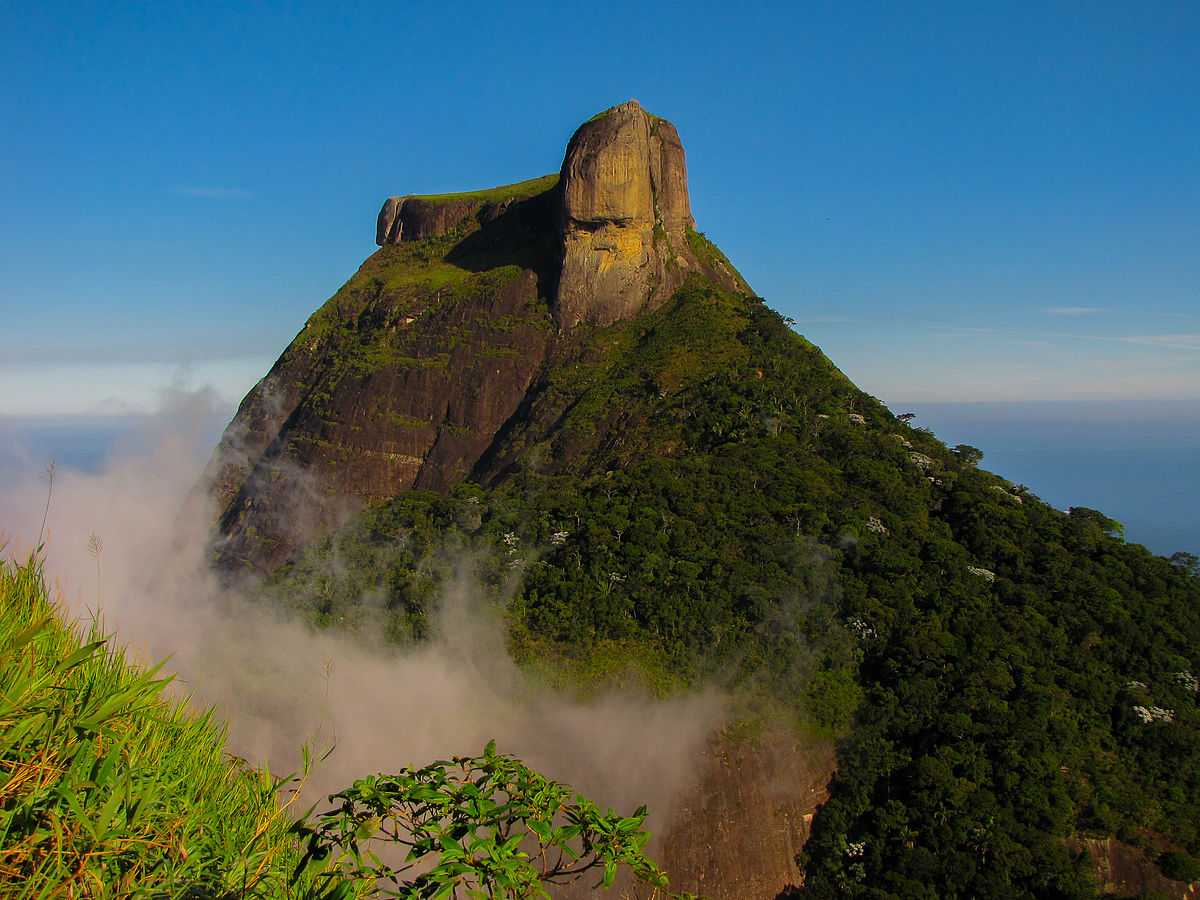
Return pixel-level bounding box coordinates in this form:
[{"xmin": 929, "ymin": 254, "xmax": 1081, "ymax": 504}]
[{"xmin": 392, "ymin": 173, "xmax": 559, "ymax": 207}]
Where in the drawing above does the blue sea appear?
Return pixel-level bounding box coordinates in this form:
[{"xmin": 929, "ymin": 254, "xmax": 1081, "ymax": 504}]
[
  {"xmin": 900, "ymin": 400, "xmax": 1198, "ymax": 557},
  {"xmin": 2, "ymin": 402, "xmax": 1196, "ymax": 556}
]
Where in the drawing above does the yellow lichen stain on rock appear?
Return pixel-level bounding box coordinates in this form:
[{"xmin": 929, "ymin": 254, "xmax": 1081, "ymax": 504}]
[{"xmin": 556, "ymin": 100, "xmax": 696, "ymax": 330}]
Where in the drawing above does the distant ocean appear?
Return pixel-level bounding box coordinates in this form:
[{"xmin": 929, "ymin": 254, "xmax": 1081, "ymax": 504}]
[
  {"xmin": 2, "ymin": 401, "xmax": 1196, "ymax": 557},
  {"xmin": 0, "ymin": 412, "xmax": 227, "ymax": 492},
  {"xmin": 900, "ymin": 400, "xmax": 1198, "ymax": 557}
]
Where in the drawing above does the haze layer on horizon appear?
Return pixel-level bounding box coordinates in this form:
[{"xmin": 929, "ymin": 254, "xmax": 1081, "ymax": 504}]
[
  {"xmin": 1, "ymin": 2, "xmax": 1197, "ymax": 415},
  {"xmin": 3, "ymin": 394, "xmax": 1196, "ymax": 560}
]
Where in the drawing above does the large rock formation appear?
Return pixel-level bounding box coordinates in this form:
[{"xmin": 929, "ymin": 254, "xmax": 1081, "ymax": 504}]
[
  {"xmin": 375, "ymin": 101, "xmax": 724, "ymax": 331},
  {"xmin": 212, "ymin": 102, "xmax": 747, "ymax": 574},
  {"xmin": 204, "ymin": 101, "xmax": 1200, "ymax": 900},
  {"xmin": 555, "ymin": 99, "xmax": 698, "ymax": 328}
]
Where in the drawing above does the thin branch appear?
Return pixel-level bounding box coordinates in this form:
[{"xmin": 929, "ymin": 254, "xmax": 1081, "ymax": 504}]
[{"xmin": 36, "ymin": 460, "xmax": 55, "ymax": 549}]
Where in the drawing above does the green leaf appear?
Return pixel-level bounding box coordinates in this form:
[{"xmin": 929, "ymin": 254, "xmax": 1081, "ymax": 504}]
[
  {"xmin": 57, "ymin": 639, "xmax": 107, "ymax": 672},
  {"xmin": 603, "ymin": 859, "xmax": 617, "ymax": 887}
]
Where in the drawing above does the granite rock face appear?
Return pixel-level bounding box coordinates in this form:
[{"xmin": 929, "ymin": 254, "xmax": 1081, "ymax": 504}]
[
  {"xmin": 211, "ymin": 188, "xmax": 563, "ymax": 575},
  {"xmin": 375, "ymin": 101, "xmax": 710, "ymax": 330},
  {"xmin": 213, "ymin": 103, "xmax": 750, "ymax": 575},
  {"xmin": 555, "ymin": 100, "xmax": 698, "ymax": 329},
  {"xmin": 553, "ymin": 735, "xmax": 836, "ymax": 900}
]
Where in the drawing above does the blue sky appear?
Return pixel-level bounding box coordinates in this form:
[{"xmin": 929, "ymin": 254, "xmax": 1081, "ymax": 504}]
[{"xmin": 1, "ymin": 1, "xmax": 1197, "ymax": 414}]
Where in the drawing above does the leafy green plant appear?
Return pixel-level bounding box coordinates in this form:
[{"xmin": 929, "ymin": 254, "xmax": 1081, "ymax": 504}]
[{"xmin": 291, "ymin": 741, "xmax": 684, "ymax": 898}]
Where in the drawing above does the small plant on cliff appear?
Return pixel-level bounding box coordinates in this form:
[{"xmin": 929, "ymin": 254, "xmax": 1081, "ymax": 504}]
[{"xmin": 291, "ymin": 740, "xmax": 688, "ymax": 898}]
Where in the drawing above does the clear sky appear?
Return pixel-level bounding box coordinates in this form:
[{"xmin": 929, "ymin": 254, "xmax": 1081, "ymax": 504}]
[{"xmin": 2, "ymin": 1, "xmax": 1197, "ymax": 415}]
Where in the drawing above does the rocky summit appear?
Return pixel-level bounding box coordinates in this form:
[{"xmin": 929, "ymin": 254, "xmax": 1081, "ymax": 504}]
[
  {"xmin": 378, "ymin": 99, "xmax": 725, "ymax": 328},
  {"xmin": 556, "ymin": 99, "xmax": 698, "ymax": 328},
  {"xmin": 209, "ymin": 101, "xmax": 744, "ymax": 573}
]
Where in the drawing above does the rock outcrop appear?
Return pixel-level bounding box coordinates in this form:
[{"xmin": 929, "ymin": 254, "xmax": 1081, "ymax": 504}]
[
  {"xmin": 376, "ymin": 175, "xmax": 560, "ymax": 246},
  {"xmin": 554, "ymin": 734, "xmax": 836, "ymax": 900},
  {"xmin": 376, "ymin": 196, "xmax": 479, "ymax": 244},
  {"xmin": 375, "ymin": 101, "xmax": 719, "ymax": 331},
  {"xmin": 210, "ymin": 268, "xmax": 554, "ymax": 574},
  {"xmin": 213, "ymin": 103, "xmax": 751, "ymax": 574},
  {"xmin": 1069, "ymin": 837, "xmax": 1200, "ymax": 899},
  {"xmin": 555, "ymin": 100, "xmax": 698, "ymax": 329}
]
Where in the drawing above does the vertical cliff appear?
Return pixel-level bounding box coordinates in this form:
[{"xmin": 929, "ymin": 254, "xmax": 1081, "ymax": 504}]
[
  {"xmin": 555, "ymin": 100, "xmax": 699, "ymax": 328},
  {"xmin": 209, "ymin": 182, "xmax": 563, "ymax": 574}
]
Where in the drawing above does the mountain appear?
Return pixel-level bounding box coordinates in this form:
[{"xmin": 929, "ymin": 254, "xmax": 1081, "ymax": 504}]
[
  {"xmin": 208, "ymin": 100, "xmax": 745, "ymax": 576},
  {"xmin": 207, "ymin": 102, "xmax": 1200, "ymax": 898}
]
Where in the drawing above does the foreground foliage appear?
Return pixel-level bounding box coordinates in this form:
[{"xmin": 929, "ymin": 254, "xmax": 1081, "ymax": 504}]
[
  {"xmin": 0, "ymin": 556, "xmax": 681, "ymax": 898},
  {"xmin": 293, "ymin": 741, "xmax": 680, "ymax": 898},
  {"xmin": 0, "ymin": 554, "xmax": 312, "ymax": 896}
]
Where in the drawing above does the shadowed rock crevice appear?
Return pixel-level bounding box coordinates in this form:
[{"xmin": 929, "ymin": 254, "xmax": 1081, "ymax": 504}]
[{"xmin": 444, "ymin": 188, "xmax": 562, "ymax": 299}]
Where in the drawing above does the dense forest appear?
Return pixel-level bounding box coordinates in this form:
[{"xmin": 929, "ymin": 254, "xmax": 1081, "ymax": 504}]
[{"xmin": 264, "ymin": 268, "xmax": 1200, "ymax": 897}]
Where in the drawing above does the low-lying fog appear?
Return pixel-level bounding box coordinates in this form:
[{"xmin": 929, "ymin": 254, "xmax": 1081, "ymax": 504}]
[{"xmin": 0, "ymin": 385, "xmax": 726, "ymax": 831}]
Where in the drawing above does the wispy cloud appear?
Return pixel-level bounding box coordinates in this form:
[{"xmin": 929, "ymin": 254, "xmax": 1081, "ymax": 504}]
[
  {"xmin": 172, "ymin": 186, "xmax": 251, "ymax": 199},
  {"xmin": 1119, "ymin": 334, "xmax": 1200, "ymax": 351},
  {"xmin": 788, "ymin": 315, "xmax": 858, "ymax": 325},
  {"xmin": 1044, "ymin": 306, "xmax": 1102, "ymax": 317},
  {"xmin": 930, "ymin": 325, "xmax": 996, "ymax": 336}
]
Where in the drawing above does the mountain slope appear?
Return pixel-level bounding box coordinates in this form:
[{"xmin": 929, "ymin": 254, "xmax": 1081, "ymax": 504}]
[
  {"xmin": 209, "ymin": 101, "xmax": 744, "ymax": 575},
  {"xmin": 209, "ymin": 102, "xmax": 1200, "ymax": 898}
]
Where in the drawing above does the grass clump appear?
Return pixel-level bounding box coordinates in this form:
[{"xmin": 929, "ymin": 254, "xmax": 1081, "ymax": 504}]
[{"xmin": 0, "ymin": 554, "xmax": 319, "ymax": 896}]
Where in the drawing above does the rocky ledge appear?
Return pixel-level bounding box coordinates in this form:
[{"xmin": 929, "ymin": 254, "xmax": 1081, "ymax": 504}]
[{"xmin": 377, "ymin": 100, "xmax": 711, "ymax": 330}]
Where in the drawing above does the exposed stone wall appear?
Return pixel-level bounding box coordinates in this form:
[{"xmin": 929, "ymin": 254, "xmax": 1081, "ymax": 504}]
[
  {"xmin": 211, "ymin": 267, "xmax": 554, "ymax": 575},
  {"xmin": 555, "ymin": 734, "xmax": 837, "ymax": 900},
  {"xmin": 376, "ymin": 196, "xmax": 480, "ymax": 244},
  {"xmin": 555, "ymin": 100, "xmax": 698, "ymax": 329},
  {"xmin": 1071, "ymin": 837, "xmax": 1199, "ymax": 899}
]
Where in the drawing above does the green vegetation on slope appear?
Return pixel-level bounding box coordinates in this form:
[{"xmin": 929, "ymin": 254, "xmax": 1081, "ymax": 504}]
[
  {"xmin": 300, "ymin": 235, "xmax": 489, "ymax": 347},
  {"xmin": 800, "ymin": 493, "xmax": 1200, "ymax": 898},
  {"xmin": 266, "ymin": 271, "xmax": 1200, "ymax": 897},
  {"xmin": 0, "ymin": 555, "xmax": 312, "ymax": 895},
  {"xmin": 395, "ymin": 173, "xmax": 559, "ymax": 207}
]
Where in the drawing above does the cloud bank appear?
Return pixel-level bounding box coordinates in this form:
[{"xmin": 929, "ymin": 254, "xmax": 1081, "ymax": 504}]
[{"xmin": 0, "ymin": 388, "xmax": 726, "ymax": 835}]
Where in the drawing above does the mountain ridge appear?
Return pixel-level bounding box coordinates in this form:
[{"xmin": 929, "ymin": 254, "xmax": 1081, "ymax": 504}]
[{"xmin": 206, "ymin": 102, "xmax": 1200, "ymax": 898}]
